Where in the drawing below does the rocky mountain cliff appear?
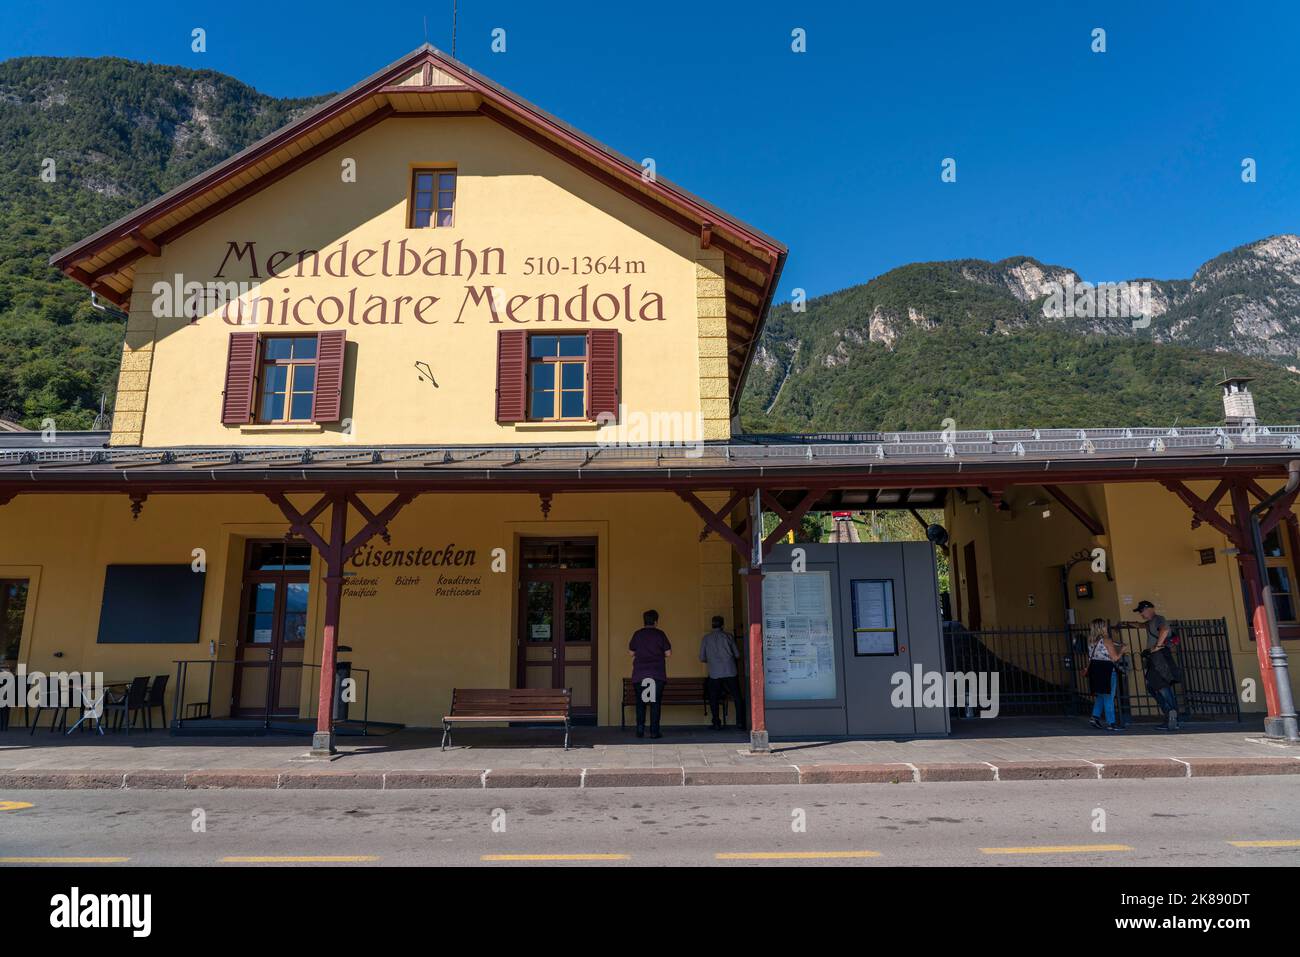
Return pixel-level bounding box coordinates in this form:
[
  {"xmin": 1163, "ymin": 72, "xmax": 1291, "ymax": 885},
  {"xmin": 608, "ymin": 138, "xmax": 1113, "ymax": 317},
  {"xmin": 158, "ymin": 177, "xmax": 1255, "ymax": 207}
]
[{"xmin": 741, "ymin": 238, "xmax": 1300, "ymax": 433}]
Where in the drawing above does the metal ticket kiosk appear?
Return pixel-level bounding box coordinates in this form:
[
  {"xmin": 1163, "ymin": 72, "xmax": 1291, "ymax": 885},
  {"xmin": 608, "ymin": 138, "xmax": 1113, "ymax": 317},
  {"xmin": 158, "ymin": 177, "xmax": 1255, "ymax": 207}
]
[{"xmin": 759, "ymin": 542, "xmax": 949, "ymax": 737}]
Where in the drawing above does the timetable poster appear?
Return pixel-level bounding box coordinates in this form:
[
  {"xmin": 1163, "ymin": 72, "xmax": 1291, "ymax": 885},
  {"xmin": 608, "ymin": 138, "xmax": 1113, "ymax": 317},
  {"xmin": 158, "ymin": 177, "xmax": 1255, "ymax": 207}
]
[{"xmin": 762, "ymin": 570, "xmax": 837, "ymax": 700}]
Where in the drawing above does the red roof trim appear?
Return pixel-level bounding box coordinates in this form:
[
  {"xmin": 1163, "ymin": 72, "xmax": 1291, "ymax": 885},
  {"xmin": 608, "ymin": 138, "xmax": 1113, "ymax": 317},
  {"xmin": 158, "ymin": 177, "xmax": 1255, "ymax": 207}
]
[{"xmin": 51, "ymin": 45, "xmax": 785, "ymax": 269}]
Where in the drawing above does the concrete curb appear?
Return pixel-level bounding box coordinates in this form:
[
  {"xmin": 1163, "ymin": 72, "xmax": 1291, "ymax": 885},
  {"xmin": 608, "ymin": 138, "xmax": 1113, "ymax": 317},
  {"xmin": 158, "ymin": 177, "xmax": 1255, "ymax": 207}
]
[{"xmin": 0, "ymin": 755, "xmax": 1297, "ymax": 790}]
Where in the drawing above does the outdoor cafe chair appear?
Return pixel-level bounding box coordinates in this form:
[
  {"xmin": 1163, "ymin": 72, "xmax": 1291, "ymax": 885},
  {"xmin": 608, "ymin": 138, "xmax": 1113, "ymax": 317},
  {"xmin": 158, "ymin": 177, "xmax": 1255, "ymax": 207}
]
[
  {"xmin": 107, "ymin": 676, "xmax": 150, "ymax": 734},
  {"xmin": 143, "ymin": 674, "xmax": 168, "ymax": 730},
  {"xmin": 28, "ymin": 678, "xmax": 81, "ymax": 735}
]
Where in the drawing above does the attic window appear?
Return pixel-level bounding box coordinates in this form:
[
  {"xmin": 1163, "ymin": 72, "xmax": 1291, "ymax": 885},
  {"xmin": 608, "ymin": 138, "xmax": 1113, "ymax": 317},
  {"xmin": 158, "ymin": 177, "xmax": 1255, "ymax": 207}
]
[{"xmin": 410, "ymin": 168, "xmax": 456, "ymax": 227}]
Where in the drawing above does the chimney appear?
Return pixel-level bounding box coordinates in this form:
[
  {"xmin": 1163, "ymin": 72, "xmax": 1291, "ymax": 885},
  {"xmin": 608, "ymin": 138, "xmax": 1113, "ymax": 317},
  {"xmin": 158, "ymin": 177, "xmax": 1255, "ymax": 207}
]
[{"xmin": 1218, "ymin": 375, "xmax": 1257, "ymax": 428}]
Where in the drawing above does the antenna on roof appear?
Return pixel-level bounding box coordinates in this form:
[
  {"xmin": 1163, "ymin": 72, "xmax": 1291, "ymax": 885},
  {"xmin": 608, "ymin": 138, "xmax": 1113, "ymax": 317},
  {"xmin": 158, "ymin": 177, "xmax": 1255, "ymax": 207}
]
[
  {"xmin": 423, "ymin": 15, "xmax": 428, "ymax": 43},
  {"xmin": 451, "ymin": 0, "xmax": 458, "ymax": 56}
]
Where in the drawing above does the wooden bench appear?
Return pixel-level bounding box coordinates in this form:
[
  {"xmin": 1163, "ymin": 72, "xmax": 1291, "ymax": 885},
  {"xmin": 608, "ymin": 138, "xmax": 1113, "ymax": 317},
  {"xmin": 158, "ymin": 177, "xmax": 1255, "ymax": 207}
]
[
  {"xmin": 620, "ymin": 677, "xmax": 730, "ymax": 729},
  {"xmin": 441, "ymin": 688, "xmax": 572, "ymax": 751}
]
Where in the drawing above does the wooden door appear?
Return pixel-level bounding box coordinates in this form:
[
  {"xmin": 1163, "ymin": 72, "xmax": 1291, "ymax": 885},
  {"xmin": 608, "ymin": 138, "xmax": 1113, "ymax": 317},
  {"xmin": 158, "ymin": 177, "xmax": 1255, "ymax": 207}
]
[{"xmin": 516, "ymin": 539, "xmax": 597, "ymax": 718}]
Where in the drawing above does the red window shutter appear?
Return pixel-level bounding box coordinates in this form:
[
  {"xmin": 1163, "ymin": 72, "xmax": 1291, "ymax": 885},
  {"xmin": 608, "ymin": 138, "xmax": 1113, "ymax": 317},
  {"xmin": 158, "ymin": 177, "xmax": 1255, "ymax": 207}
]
[
  {"xmin": 495, "ymin": 330, "xmax": 528, "ymax": 423},
  {"xmin": 587, "ymin": 329, "xmax": 620, "ymax": 422},
  {"xmin": 220, "ymin": 332, "xmax": 259, "ymax": 425},
  {"xmin": 311, "ymin": 330, "xmax": 347, "ymax": 423}
]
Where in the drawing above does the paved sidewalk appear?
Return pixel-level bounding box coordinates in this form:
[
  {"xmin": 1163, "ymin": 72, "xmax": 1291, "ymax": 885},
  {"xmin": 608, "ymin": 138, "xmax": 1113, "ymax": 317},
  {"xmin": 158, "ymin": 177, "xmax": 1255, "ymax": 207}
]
[{"xmin": 1, "ymin": 718, "xmax": 1297, "ymax": 789}]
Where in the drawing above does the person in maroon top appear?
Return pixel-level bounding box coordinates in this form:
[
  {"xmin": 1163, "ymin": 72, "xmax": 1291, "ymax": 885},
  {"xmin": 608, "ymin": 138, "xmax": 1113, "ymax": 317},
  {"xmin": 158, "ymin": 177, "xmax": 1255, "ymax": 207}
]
[{"xmin": 628, "ymin": 609, "xmax": 672, "ymax": 738}]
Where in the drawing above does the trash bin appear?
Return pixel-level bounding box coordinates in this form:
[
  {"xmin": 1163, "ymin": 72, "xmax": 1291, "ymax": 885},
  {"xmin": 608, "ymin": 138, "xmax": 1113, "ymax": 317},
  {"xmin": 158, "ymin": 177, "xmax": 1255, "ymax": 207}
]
[{"xmin": 333, "ymin": 646, "xmax": 353, "ymax": 723}]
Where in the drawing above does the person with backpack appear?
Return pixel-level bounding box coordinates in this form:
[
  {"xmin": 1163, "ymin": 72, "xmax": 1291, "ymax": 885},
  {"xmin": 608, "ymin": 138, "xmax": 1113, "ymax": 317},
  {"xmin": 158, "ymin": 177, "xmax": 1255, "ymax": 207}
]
[
  {"xmin": 1087, "ymin": 618, "xmax": 1124, "ymax": 731},
  {"xmin": 1135, "ymin": 600, "xmax": 1180, "ymax": 731}
]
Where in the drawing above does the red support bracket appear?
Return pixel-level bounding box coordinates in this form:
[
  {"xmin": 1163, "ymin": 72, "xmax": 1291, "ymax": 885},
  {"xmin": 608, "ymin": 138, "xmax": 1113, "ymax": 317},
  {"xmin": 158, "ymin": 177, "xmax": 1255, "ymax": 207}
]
[
  {"xmin": 266, "ymin": 492, "xmax": 332, "ymax": 555},
  {"xmin": 761, "ymin": 487, "xmax": 828, "ymax": 553},
  {"xmin": 341, "ymin": 493, "xmax": 416, "ymax": 560},
  {"xmin": 1160, "ymin": 480, "xmax": 1244, "ymax": 546},
  {"xmin": 677, "ymin": 489, "xmax": 750, "ymax": 562}
]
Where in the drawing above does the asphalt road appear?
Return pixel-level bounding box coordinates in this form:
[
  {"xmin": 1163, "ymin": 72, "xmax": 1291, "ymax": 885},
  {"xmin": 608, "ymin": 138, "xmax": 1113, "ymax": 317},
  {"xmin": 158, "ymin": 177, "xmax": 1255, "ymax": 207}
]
[{"xmin": 0, "ymin": 778, "xmax": 1297, "ymax": 866}]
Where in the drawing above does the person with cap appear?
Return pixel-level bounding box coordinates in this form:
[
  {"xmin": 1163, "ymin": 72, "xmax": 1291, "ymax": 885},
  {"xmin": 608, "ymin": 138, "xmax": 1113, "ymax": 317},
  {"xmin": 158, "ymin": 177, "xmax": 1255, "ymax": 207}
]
[
  {"xmin": 1135, "ymin": 600, "xmax": 1179, "ymax": 730},
  {"xmin": 699, "ymin": 615, "xmax": 745, "ymax": 730}
]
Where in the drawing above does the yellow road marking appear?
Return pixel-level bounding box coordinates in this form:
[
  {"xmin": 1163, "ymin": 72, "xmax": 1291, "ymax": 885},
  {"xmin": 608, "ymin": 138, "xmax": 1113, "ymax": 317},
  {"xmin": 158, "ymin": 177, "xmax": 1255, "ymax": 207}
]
[
  {"xmin": 717, "ymin": 850, "xmax": 881, "ymax": 860},
  {"xmin": 0, "ymin": 801, "xmax": 33, "ymax": 812},
  {"xmin": 981, "ymin": 844, "xmax": 1131, "ymax": 855},
  {"xmin": 0, "ymin": 857, "xmax": 129, "ymax": 864},
  {"xmin": 1228, "ymin": 840, "xmax": 1300, "ymax": 848},
  {"xmin": 220, "ymin": 855, "xmax": 379, "ymax": 863},
  {"xmin": 481, "ymin": 853, "xmax": 629, "ymax": 862}
]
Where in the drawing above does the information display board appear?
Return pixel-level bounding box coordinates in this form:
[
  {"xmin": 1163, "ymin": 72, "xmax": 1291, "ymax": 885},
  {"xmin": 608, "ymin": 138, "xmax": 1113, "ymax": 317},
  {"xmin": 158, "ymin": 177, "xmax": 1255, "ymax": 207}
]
[
  {"xmin": 851, "ymin": 578, "xmax": 897, "ymax": 655},
  {"xmin": 762, "ymin": 570, "xmax": 837, "ymax": 701}
]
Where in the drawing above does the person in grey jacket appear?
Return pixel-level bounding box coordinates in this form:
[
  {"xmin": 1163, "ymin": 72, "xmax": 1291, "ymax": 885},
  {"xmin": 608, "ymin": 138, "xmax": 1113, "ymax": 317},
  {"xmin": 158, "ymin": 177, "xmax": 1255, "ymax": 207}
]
[{"xmin": 699, "ymin": 616, "xmax": 744, "ymax": 730}]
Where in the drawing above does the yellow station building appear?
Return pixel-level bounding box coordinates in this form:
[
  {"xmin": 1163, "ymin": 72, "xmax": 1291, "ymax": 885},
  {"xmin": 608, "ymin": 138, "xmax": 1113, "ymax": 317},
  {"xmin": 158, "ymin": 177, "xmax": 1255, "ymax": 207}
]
[{"xmin": 2, "ymin": 46, "xmax": 1297, "ymax": 749}]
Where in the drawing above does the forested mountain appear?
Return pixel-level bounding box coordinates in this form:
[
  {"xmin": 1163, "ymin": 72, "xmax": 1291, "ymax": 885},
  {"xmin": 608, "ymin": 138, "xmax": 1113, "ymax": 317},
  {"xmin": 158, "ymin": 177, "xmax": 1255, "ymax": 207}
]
[
  {"xmin": 1, "ymin": 56, "xmax": 1295, "ymax": 434},
  {"xmin": 741, "ymin": 242, "xmax": 1300, "ymax": 433},
  {"xmin": 0, "ymin": 56, "xmax": 325, "ymax": 427}
]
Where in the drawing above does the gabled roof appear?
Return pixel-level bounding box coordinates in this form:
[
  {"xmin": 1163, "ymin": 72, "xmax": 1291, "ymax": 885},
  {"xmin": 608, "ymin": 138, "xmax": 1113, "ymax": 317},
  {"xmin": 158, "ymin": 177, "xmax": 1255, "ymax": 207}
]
[{"xmin": 51, "ymin": 45, "xmax": 786, "ymax": 409}]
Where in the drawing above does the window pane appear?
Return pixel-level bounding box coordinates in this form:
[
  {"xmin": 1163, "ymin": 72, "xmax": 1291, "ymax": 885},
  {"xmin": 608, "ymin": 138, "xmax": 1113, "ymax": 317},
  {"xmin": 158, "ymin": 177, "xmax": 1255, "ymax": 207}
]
[
  {"xmin": 250, "ymin": 542, "xmax": 285, "ymax": 570},
  {"xmin": 415, "ymin": 190, "xmax": 434, "ymax": 209},
  {"xmin": 290, "ymin": 392, "xmax": 314, "ymax": 421},
  {"xmin": 1263, "ymin": 528, "xmax": 1285, "ymax": 558},
  {"xmin": 412, "ymin": 209, "xmax": 431, "ymax": 228},
  {"xmin": 436, "ymin": 210, "xmax": 453, "ymax": 227},
  {"xmin": 530, "ymin": 390, "xmax": 555, "ymax": 419},
  {"xmin": 522, "ymin": 542, "xmax": 560, "ymax": 568},
  {"xmin": 560, "ymin": 362, "xmax": 585, "ymax": 389},
  {"xmin": 438, "ymin": 173, "xmax": 456, "ymax": 189},
  {"xmin": 438, "ymin": 190, "xmax": 454, "ymax": 207},
  {"xmin": 531, "ymin": 363, "xmax": 555, "ymax": 389},
  {"xmin": 260, "ymin": 392, "xmax": 285, "ymax": 422},
  {"xmin": 416, "ymin": 173, "xmax": 434, "ymax": 190},
  {"xmin": 526, "ymin": 581, "xmax": 554, "ymax": 641},
  {"xmin": 530, "ymin": 336, "xmax": 558, "ymax": 358},
  {"xmin": 557, "ymin": 335, "xmax": 586, "ymax": 357},
  {"xmin": 292, "ymin": 337, "xmax": 317, "ymax": 360},
  {"xmin": 294, "ymin": 365, "xmax": 316, "ymax": 392},
  {"xmin": 283, "ymin": 544, "xmax": 312, "ymax": 569},
  {"xmin": 559, "ymin": 541, "xmax": 596, "ymax": 568},
  {"xmin": 560, "ymin": 390, "xmax": 585, "ymax": 418},
  {"xmin": 1267, "ymin": 566, "xmax": 1293, "ymax": 594},
  {"xmin": 263, "ymin": 365, "xmax": 288, "ymax": 391},
  {"xmin": 264, "ymin": 339, "xmax": 293, "ymax": 360},
  {"xmin": 1274, "ymin": 593, "xmax": 1297, "ymax": 623},
  {"xmin": 1, "ymin": 580, "xmax": 29, "ymax": 664}
]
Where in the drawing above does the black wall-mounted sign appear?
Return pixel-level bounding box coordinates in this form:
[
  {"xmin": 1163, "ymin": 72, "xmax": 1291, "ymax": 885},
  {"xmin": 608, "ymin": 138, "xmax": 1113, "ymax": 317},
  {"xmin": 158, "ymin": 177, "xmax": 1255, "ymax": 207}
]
[{"xmin": 96, "ymin": 564, "xmax": 205, "ymax": 644}]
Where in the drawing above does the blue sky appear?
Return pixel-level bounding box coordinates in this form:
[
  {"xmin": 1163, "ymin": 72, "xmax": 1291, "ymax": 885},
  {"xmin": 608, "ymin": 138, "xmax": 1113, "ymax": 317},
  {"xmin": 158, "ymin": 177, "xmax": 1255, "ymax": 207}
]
[{"xmin": 3, "ymin": 1, "xmax": 1297, "ymax": 298}]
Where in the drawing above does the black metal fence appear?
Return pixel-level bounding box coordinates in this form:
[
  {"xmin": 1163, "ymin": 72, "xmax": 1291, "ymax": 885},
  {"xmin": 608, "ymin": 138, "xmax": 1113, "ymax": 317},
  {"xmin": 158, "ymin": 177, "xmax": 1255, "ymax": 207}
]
[
  {"xmin": 171, "ymin": 658, "xmax": 372, "ymax": 734},
  {"xmin": 943, "ymin": 618, "xmax": 1239, "ymax": 722}
]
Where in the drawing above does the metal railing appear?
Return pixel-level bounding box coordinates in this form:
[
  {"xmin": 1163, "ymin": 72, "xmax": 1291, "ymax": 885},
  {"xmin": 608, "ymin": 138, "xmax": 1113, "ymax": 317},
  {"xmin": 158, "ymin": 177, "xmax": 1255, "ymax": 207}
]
[
  {"xmin": 171, "ymin": 657, "xmax": 371, "ymax": 734},
  {"xmin": 943, "ymin": 618, "xmax": 1240, "ymax": 722}
]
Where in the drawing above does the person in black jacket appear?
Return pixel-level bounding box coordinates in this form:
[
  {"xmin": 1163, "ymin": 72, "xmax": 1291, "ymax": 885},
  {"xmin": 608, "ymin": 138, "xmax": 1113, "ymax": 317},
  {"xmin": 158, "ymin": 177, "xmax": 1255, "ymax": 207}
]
[{"xmin": 1136, "ymin": 600, "xmax": 1180, "ymax": 731}]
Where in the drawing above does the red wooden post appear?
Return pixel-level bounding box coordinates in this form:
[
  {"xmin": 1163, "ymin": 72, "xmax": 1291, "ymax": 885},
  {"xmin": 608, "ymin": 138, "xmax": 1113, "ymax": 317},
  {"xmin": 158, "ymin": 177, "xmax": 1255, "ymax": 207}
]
[
  {"xmin": 1230, "ymin": 483, "xmax": 1281, "ymax": 718},
  {"xmin": 313, "ymin": 494, "xmax": 348, "ymax": 755},
  {"xmin": 745, "ymin": 566, "xmax": 768, "ymax": 751}
]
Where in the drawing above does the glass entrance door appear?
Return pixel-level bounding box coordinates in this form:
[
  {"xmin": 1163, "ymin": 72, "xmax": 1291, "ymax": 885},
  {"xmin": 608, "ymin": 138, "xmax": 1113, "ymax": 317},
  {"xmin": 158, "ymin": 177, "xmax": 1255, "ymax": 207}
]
[
  {"xmin": 232, "ymin": 541, "xmax": 311, "ymax": 717},
  {"xmin": 517, "ymin": 539, "xmax": 597, "ymax": 718}
]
